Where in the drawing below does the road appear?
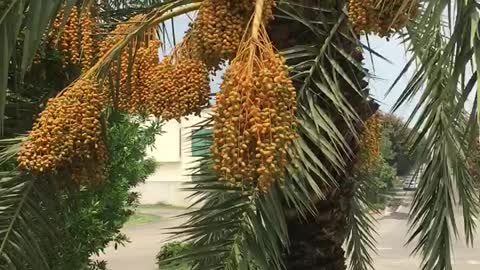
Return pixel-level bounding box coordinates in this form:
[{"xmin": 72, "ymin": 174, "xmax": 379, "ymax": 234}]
[
  {"xmin": 96, "ymin": 207, "xmax": 188, "ymax": 270},
  {"xmin": 373, "ymin": 189, "xmax": 480, "ymax": 270},
  {"xmin": 99, "ymin": 191, "xmax": 480, "ymax": 270}
]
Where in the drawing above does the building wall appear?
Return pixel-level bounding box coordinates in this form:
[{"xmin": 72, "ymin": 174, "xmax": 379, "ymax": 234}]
[{"xmin": 134, "ymin": 111, "xmax": 209, "ymax": 207}]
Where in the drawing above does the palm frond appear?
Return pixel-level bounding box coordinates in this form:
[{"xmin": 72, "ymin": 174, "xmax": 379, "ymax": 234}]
[
  {"xmin": 98, "ymin": 0, "xmax": 172, "ymax": 20},
  {"xmin": 280, "ymin": 4, "xmax": 362, "ymax": 140},
  {"xmin": 391, "ymin": 2, "xmax": 480, "ymax": 269},
  {"xmin": 0, "ymin": 172, "xmax": 69, "ymax": 270},
  {"xmin": 0, "ymin": 0, "xmax": 69, "ymax": 132},
  {"xmin": 0, "ymin": 136, "xmax": 25, "ymax": 165},
  {"xmin": 277, "ymin": 0, "xmax": 373, "ymax": 217},
  {"xmin": 345, "ymin": 179, "xmax": 379, "ymax": 270}
]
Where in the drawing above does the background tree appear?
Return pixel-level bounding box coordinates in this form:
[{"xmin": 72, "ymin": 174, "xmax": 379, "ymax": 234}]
[{"xmin": 380, "ymin": 113, "xmax": 416, "ymax": 176}]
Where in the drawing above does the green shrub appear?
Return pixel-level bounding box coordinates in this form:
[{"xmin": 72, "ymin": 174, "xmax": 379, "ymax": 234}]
[
  {"xmin": 156, "ymin": 241, "xmax": 193, "ymax": 269},
  {"xmin": 366, "ymin": 158, "xmax": 397, "ymax": 209},
  {"xmin": 381, "ymin": 113, "xmax": 418, "ymax": 176},
  {"xmin": 52, "ymin": 113, "xmax": 162, "ymax": 269},
  {"xmin": 358, "ymin": 119, "xmax": 399, "ymax": 210}
]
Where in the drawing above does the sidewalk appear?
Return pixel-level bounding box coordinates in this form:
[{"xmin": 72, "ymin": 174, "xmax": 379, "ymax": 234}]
[{"xmin": 96, "ymin": 206, "xmax": 188, "ymax": 270}]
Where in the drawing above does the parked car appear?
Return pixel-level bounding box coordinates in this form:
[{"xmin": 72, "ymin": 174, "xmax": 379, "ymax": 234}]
[{"xmin": 403, "ymin": 180, "xmax": 418, "ymax": 191}]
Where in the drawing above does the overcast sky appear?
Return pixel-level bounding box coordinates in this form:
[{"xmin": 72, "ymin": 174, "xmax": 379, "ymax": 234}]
[{"xmin": 362, "ymin": 36, "xmax": 416, "ymax": 120}]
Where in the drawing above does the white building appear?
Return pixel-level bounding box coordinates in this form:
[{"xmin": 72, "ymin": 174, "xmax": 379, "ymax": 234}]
[{"xmin": 134, "ymin": 110, "xmax": 212, "ymax": 207}]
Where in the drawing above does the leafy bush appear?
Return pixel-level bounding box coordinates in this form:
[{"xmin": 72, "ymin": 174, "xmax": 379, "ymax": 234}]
[
  {"xmin": 156, "ymin": 241, "xmax": 193, "ymax": 269},
  {"xmin": 52, "ymin": 112, "xmax": 162, "ymax": 269},
  {"xmin": 365, "ymin": 158, "xmax": 397, "ymax": 209},
  {"xmin": 356, "ymin": 114, "xmax": 399, "ymax": 210},
  {"xmin": 155, "ymin": 240, "xmax": 259, "ymax": 269},
  {"xmin": 381, "ymin": 113, "xmax": 417, "ymax": 176}
]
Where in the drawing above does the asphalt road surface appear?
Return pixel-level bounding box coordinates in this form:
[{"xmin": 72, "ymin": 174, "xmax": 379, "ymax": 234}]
[
  {"xmin": 373, "ymin": 189, "xmax": 480, "ymax": 270},
  {"xmin": 97, "ymin": 207, "xmax": 188, "ymax": 270},
  {"xmin": 101, "ymin": 191, "xmax": 480, "ymax": 270}
]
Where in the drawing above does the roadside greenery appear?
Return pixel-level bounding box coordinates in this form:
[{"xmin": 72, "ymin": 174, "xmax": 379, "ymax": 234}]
[
  {"xmin": 156, "ymin": 241, "xmax": 193, "ymax": 270},
  {"xmin": 364, "ymin": 158, "xmax": 397, "ymax": 210},
  {"xmin": 52, "ymin": 113, "xmax": 161, "ymax": 269},
  {"xmin": 380, "ymin": 114, "xmax": 416, "ymax": 176},
  {"xmin": 0, "ymin": 112, "xmax": 161, "ymax": 270},
  {"xmin": 354, "ymin": 113, "xmax": 398, "ymax": 211}
]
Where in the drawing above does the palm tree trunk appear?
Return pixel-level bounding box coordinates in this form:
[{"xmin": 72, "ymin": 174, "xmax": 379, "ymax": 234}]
[
  {"xmin": 283, "ymin": 87, "xmax": 377, "ymax": 270},
  {"xmin": 285, "ymin": 178, "xmax": 355, "ymax": 270},
  {"xmin": 270, "ymin": 1, "xmax": 378, "ymax": 269}
]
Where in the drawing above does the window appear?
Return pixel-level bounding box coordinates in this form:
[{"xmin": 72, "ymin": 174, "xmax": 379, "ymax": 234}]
[{"xmin": 191, "ymin": 128, "xmax": 213, "ymax": 157}]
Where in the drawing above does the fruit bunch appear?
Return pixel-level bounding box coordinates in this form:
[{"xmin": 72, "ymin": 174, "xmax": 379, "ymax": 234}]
[
  {"xmin": 48, "ymin": 6, "xmax": 98, "ymax": 69},
  {"xmin": 348, "ymin": 0, "xmax": 418, "ymax": 37},
  {"xmin": 49, "ymin": 7, "xmax": 80, "ymax": 66},
  {"xmin": 79, "ymin": 10, "xmax": 97, "ymax": 68},
  {"xmin": 99, "ymin": 17, "xmax": 209, "ymax": 121},
  {"xmin": 144, "ymin": 55, "xmax": 210, "ymax": 121},
  {"xmin": 98, "ymin": 15, "xmax": 136, "ymax": 102},
  {"xmin": 354, "ymin": 113, "xmax": 382, "ymax": 175},
  {"xmin": 238, "ymin": 0, "xmax": 275, "ymax": 20},
  {"xmin": 18, "ymin": 78, "xmax": 107, "ymax": 185},
  {"xmin": 98, "ymin": 16, "xmax": 158, "ymax": 112},
  {"xmin": 188, "ymin": 0, "xmax": 276, "ymax": 70},
  {"xmin": 120, "ymin": 39, "xmax": 162, "ymax": 114},
  {"xmin": 98, "ymin": 15, "xmax": 144, "ymax": 56},
  {"xmin": 108, "ymin": 38, "xmax": 161, "ymax": 114},
  {"xmin": 211, "ymin": 25, "xmax": 297, "ymax": 192},
  {"xmin": 18, "ymin": 16, "xmax": 159, "ymax": 185}
]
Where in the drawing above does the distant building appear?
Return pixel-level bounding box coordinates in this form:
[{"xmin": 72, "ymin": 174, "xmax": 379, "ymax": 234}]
[{"xmin": 134, "ymin": 109, "xmax": 211, "ymax": 207}]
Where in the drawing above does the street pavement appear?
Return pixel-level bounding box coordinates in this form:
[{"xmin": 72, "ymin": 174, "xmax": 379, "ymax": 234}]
[
  {"xmin": 97, "ymin": 207, "xmax": 188, "ymax": 270},
  {"xmin": 373, "ymin": 188, "xmax": 480, "ymax": 270},
  {"xmin": 99, "ymin": 190, "xmax": 480, "ymax": 270}
]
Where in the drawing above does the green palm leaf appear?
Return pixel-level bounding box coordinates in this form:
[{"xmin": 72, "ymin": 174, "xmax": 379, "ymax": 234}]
[
  {"xmin": 391, "ymin": 2, "xmax": 480, "ymax": 269},
  {"xmin": 345, "ymin": 179, "xmax": 379, "ymax": 270},
  {"xmin": 0, "ymin": 0, "xmax": 67, "ymax": 132},
  {"xmin": 1, "ymin": 0, "xmax": 26, "ymax": 134},
  {"xmin": 278, "ymin": 0, "xmax": 374, "ymax": 217},
  {"xmin": 0, "ymin": 172, "xmax": 69, "ymax": 270}
]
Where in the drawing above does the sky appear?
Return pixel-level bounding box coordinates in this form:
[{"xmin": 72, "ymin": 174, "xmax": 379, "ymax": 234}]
[
  {"xmin": 361, "ymin": 36, "xmax": 416, "ymax": 120},
  {"xmin": 161, "ymin": 14, "xmax": 418, "ymax": 120}
]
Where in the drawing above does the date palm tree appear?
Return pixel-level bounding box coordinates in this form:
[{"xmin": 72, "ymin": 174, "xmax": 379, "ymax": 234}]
[{"xmin": 0, "ymin": 0, "xmax": 479, "ymax": 270}]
